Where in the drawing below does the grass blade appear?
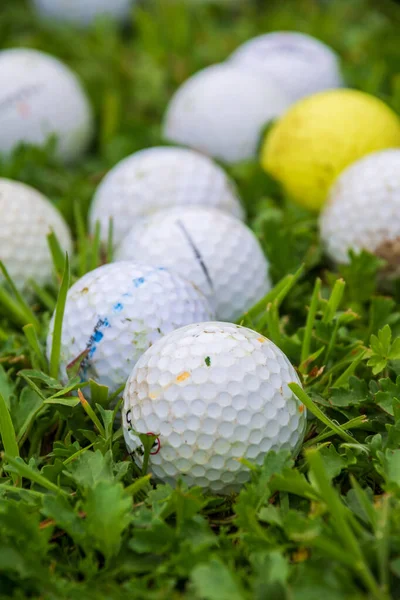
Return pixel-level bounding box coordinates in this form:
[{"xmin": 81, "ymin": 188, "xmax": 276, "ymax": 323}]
[
  {"xmin": 0, "ymin": 261, "xmax": 40, "ymax": 330},
  {"xmin": 303, "ymin": 415, "xmax": 368, "ymax": 447},
  {"xmin": 237, "ymin": 264, "xmax": 304, "ymax": 322},
  {"xmin": 78, "ymin": 389, "xmax": 106, "ymax": 437},
  {"xmin": 124, "ymin": 474, "xmax": 152, "ymax": 497},
  {"xmin": 307, "ymin": 448, "xmax": 381, "ymax": 599},
  {"xmin": 49, "ymin": 253, "xmax": 70, "ymax": 379},
  {"xmin": 0, "ymin": 392, "xmax": 20, "ymax": 484},
  {"xmin": 375, "ymin": 493, "xmax": 391, "ymax": 595},
  {"xmin": 0, "ymin": 286, "xmax": 34, "ymax": 329},
  {"xmin": 4, "ymin": 454, "xmax": 69, "ymax": 496},
  {"xmin": 23, "ymin": 324, "xmax": 48, "ymax": 372},
  {"xmin": 90, "ymin": 220, "xmax": 101, "ymax": 271},
  {"xmin": 28, "ymin": 280, "xmax": 56, "ymax": 311},
  {"xmin": 289, "ymin": 383, "xmax": 356, "ymax": 444},
  {"xmin": 301, "ymin": 278, "xmax": 321, "ymax": 364},
  {"xmin": 332, "ymin": 348, "xmax": 367, "ymax": 388},
  {"xmin": 107, "ymin": 218, "xmax": 114, "ymax": 262},
  {"xmin": 322, "ymin": 278, "xmax": 345, "ymax": 324},
  {"xmin": 47, "ymin": 231, "xmax": 66, "ymax": 279},
  {"xmin": 74, "ymin": 201, "xmax": 89, "ymax": 277},
  {"xmin": 265, "ymin": 302, "xmax": 281, "ymax": 345}
]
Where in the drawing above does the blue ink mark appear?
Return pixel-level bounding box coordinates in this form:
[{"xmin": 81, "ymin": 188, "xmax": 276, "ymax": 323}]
[
  {"xmin": 113, "ymin": 302, "xmax": 123, "ymax": 313},
  {"xmin": 133, "ymin": 276, "xmax": 145, "ymax": 288},
  {"xmin": 93, "ymin": 330, "xmax": 104, "ymax": 342},
  {"xmin": 122, "ymin": 292, "xmax": 132, "ymax": 298},
  {"xmin": 81, "ymin": 317, "xmax": 110, "ymax": 372}
]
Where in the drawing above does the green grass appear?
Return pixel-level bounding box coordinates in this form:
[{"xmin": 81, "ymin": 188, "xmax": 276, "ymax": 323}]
[{"xmin": 1, "ymin": 0, "xmax": 400, "ymax": 598}]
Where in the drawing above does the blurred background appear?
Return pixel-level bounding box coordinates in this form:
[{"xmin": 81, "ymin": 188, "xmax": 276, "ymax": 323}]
[{"xmin": 1, "ymin": 0, "xmax": 399, "ymax": 249}]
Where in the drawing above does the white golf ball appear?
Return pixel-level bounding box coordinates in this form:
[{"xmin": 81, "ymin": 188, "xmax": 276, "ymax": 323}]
[
  {"xmin": 229, "ymin": 31, "xmax": 343, "ymax": 103},
  {"xmin": 115, "ymin": 206, "xmax": 271, "ymax": 321},
  {"xmin": 32, "ymin": 0, "xmax": 135, "ymax": 26},
  {"xmin": 123, "ymin": 321, "xmax": 306, "ymax": 493},
  {"xmin": 0, "ymin": 48, "xmax": 93, "ymax": 163},
  {"xmin": 89, "ymin": 146, "xmax": 244, "ymax": 244},
  {"xmin": 320, "ymin": 149, "xmax": 400, "ymax": 273},
  {"xmin": 0, "ymin": 178, "xmax": 72, "ymax": 291},
  {"xmin": 47, "ymin": 262, "xmax": 214, "ymax": 394},
  {"xmin": 163, "ymin": 63, "xmax": 291, "ymax": 163}
]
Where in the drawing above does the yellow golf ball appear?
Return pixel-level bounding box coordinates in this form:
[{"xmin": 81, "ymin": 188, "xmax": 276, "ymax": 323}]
[{"xmin": 261, "ymin": 89, "xmax": 400, "ymax": 211}]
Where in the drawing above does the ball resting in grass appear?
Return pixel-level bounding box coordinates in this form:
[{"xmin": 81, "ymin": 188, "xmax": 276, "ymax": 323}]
[
  {"xmin": 46, "ymin": 262, "xmax": 214, "ymax": 395},
  {"xmin": 123, "ymin": 321, "xmax": 307, "ymax": 494}
]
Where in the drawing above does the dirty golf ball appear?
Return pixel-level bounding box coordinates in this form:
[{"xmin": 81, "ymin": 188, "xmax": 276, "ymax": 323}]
[
  {"xmin": 123, "ymin": 321, "xmax": 306, "ymax": 493},
  {"xmin": 0, "ymin": 48, "xmax": 93, "ymax": 163},
  {"xmin": 0, "ymin": 178, "xmax": 72, "ymax": 291},
  {"xmin": 320, "ymin": 149, "xmax": 400, "ymax": 273},
  {"xmin": 46, "ymin": 262, "xmax": 214, "ymax": 394},
  {"xmin": 89, "ymin": 146, "xmax": 244, "ymax": 244},
  {"xmin": 115, "ymin": 206, "xmax": 271, "ymax": 321},
  {"xmin": 32, "ymin": 0, "xmax": 135, "ymax": 26},
  {"xmin": 261, "ymin": 89, "xmax": 400, "ymax": 211},
  {"xmin": 163, "ymin": 63, "xmax": 291, "ymax": 163},
  {"xmin": 229, "ymin": 31, "xmax": 343, "ymax": 103}
]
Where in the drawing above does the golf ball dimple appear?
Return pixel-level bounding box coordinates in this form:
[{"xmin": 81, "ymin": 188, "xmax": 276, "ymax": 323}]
[
  {"xmin": 31, "ymin": 0, "xmax": 135, "ymax": 26},
  {"xmin": 163, "ymin": 63, "xmax": 291, "ymax": 164},
  {"xmin": 261, "ymin": 89, "xmax": 400, "ymax": 211},
  {"xmin": 0, "ymin": 178, "xmax": 72, "ymax": 291},
  {"xmin": 0, "ymin": 48, "xmax": 93, "ymax": 163},
  {"xmin": 115, "ymin": 206, "xmax": 271, "ymax": 321},
  {"xmin": 229, "ymin": 31, "xmax": 343, "ymax": 103},
  {"xmin": 46, "ymin": 262, "xmax": 214, "ymax": 395},
  {"xmin": 320, "ymin": 149, "xmax": 400, "ymax": 273},
  {"xmin": 123, "ymin": 321, "xmax": 307, "ymax": 493},
  {"xmin": 89, "ymin": 146, "xmax": 244, "ymax": 244}
]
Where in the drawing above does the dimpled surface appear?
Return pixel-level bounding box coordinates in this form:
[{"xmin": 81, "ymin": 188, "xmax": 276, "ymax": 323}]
[
  {"xmin": 163, "ymin": 63, "xmax": 291, "ymax": 163},
  {"xmin": 0, "ymin": 48, "xmax": 93, "ymax": 163},
  {"xmin": 46, "ymin": 262, "xmax": 214, "ymax": 394},
  {"xmin": 320, "ymin": 149, "xmax": 400, "ymax": 269},
  {"xmin": 32, "ymin": 0, "xmax": 134, "ymax": 26},
  {"xmin": 229, "ymin": 31, "xmax": 343, "ymax": 103},
  {"xmin": 89, "ymin": 146, "xmax": 244, "ymax": 244},
  {"xmin": 123, "ymin": 322, "xmax": 307, "ymax": 493},
  {"xmin": 261, "ymin": 89, "xmax": 400, "ymax": 211},
  {"xmin": 0, "ymin": 178, "xmax": 72, "ymax": 290},
  {"xmin": 115, "ymin": 207, "xmax": 271, "ymax": 321}
]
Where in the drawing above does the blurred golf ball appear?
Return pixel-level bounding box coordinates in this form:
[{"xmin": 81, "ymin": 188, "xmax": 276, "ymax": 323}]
[
  {"xmin": 115, "ymin": 206, "xmax": 271, "ymax": 321},
  {"xmin": 320, "ymin": 149, "xmax": 400, "ymax": 274},
  {"xmin": 261, "ymin": 89, "xmax": 400, "ymax": 211},
  {"xmin": 0, "ymin": 48, "xmax": 93, "ymax": 163},
  {"xmin": 0, "ymin": 178, "xmax": 72, "ymax": 291},
  {"xmin": 89, "ymin": 146, "xmax": 244, "ymax": 244},
  {"xmin": 123, "ymin": 321, "xmax": 307, "ymax": 493},
  {"xmin": 31, "ymin": 0, "xmax": 135, "ymax": 26},
  {"xmin": 163, "ymin": 63, "xmax": 291, "ymax": 163},
  {"xmin": 46, "ymin": 262, "xmax": 214, "ymax": 394},
  {"xmin": 229, "ymin": 31, "xmax": 343, "ymax": 103}
]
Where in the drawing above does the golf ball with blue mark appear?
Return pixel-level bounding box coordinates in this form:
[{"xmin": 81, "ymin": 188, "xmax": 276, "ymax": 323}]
[{"xmin": 46, "ymin": 262, "xmax": 214, "ymax": 395}]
